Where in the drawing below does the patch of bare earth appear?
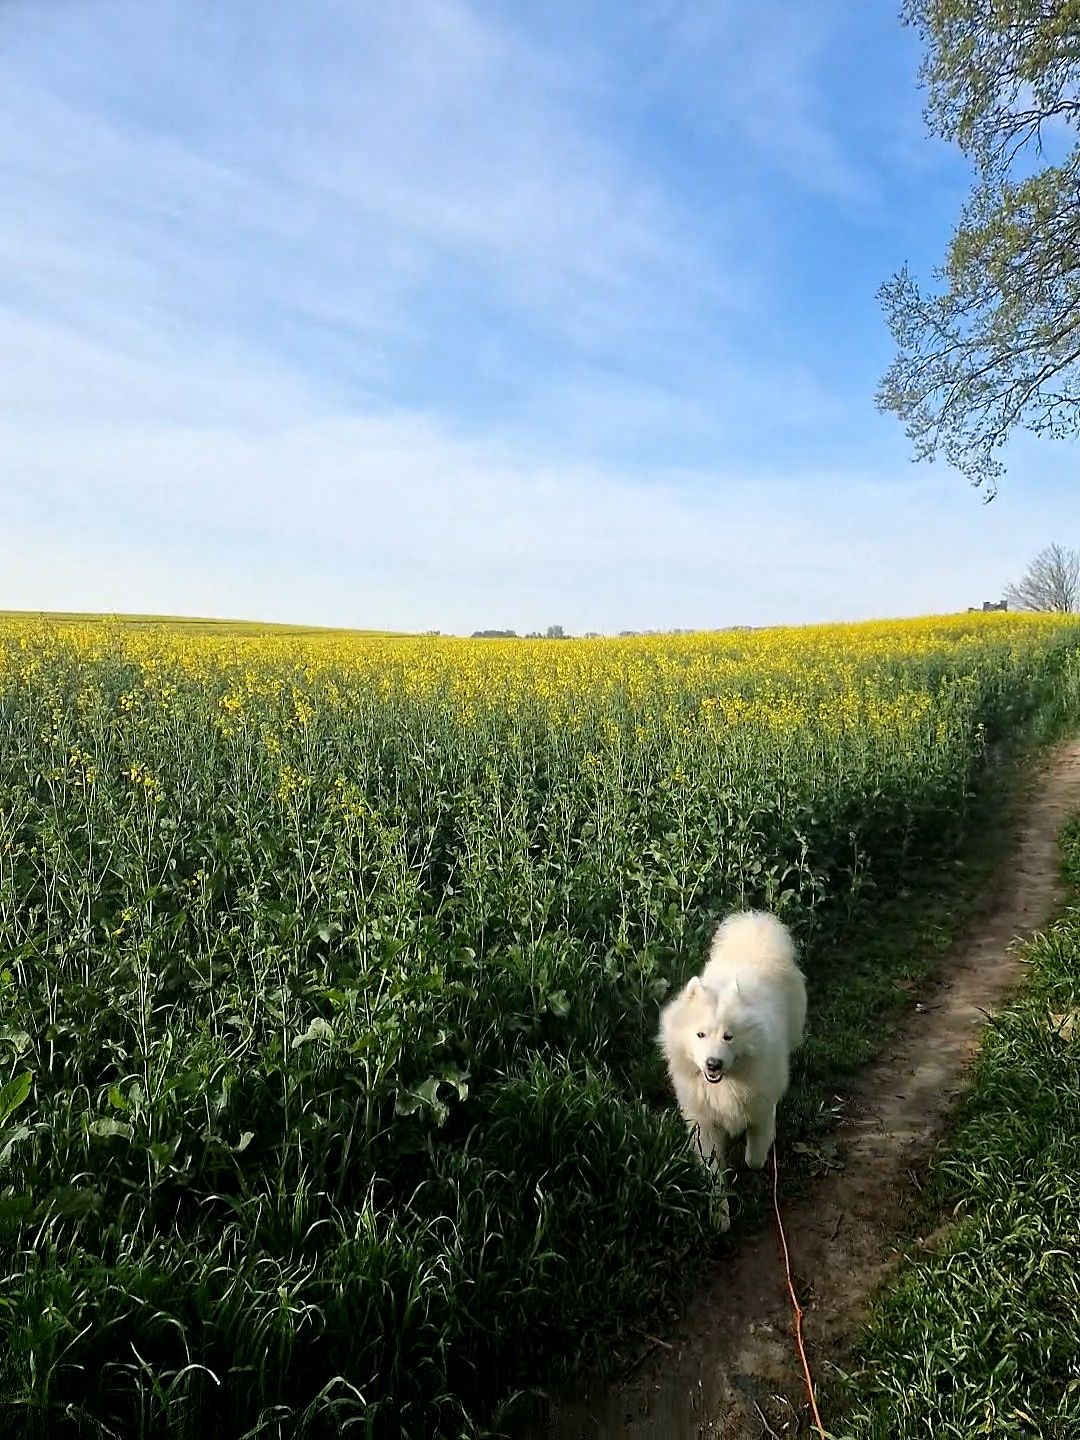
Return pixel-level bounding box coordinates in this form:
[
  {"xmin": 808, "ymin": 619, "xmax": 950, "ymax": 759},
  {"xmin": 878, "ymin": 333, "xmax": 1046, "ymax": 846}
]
[{"xmin": 543, "ymin": 740, "xmax": 1080, "ymax": 1439}]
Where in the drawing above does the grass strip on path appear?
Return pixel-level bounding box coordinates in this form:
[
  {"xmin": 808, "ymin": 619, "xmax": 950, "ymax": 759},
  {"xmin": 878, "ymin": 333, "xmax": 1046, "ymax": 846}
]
[{"xmin": 834, "ymin": 818, "xmax": 1080, "ymax": 1440}]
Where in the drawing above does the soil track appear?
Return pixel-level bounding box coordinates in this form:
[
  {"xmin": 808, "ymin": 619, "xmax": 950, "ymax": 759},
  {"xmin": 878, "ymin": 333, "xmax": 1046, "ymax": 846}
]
[{"xmin": 544, "ymin": 740, "xmax": 1080, "ymax": 1439}]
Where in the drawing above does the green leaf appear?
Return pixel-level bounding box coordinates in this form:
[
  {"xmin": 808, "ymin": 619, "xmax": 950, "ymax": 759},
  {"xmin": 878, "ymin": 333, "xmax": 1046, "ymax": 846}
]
[
  {"xmin": 414, "ymin": 1076, "xmax": 450, "ymax": 1126},
  {"xmin": 40, "ymin": 1186, "xmax": 102, "ymax": 1220},
  {"xmin": 394, "ymin": 1076, "xmax": 450, "ymax": 1126},
  {"xmin": 440, "ymin": 1064, "xmax": 470, "ymax": 1102},
  {"xmin": 0, "ymin": 1072, "xmax": 32, "ymax": 1127},
  {"xmin": 107, "ymin": 1085, "xmax": 130, "ymax": 1111},
  {"xmin": 0, "ymin": 1124, "xmax": 31, "ymax": 1169},
  {"xmin": 87, "ymin": 1118, "xmax": 134, "ymax": 1141},
  {"xmin": 0, "ymin": 1191, "xmax": 34, "ymax": 1224},
  {"xmin": 293, "ymin": 1018, "xmax": 334, "ymax": 1047},
  {"xmin": 547, "ymin": 990, "xmax": 571, "ymax": 1018}
]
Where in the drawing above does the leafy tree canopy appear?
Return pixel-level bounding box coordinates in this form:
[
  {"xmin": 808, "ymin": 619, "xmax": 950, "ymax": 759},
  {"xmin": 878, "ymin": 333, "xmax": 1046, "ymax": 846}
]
[{"xmin": 880, "ymin": 1, "xmax": 1080, "ymax": 495}]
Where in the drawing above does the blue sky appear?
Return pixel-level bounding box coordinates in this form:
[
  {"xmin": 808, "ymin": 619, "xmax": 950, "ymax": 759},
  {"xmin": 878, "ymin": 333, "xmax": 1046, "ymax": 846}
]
[{"xmin": 3, "ymin": 0, "xmax": 1078, "ymax": 633}]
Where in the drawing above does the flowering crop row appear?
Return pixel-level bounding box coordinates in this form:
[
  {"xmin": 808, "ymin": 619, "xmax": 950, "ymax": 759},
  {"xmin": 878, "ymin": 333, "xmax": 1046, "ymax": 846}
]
[{"xmin": 1, "ymin": 612, "xmax": 1078, "ymax": 1435}]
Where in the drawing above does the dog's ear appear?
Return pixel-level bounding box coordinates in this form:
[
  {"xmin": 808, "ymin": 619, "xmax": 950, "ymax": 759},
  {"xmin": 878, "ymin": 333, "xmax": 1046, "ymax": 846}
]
[{"xmin": 685, "ymin": 976, "xmax": 703, "ymax": 998}]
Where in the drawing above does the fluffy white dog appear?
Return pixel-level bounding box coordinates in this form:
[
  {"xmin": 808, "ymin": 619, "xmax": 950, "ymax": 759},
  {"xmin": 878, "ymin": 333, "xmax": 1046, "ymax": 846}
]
[{"xmin": 658, "ymin": 910, "xmax": 807, "ymax": 1230}]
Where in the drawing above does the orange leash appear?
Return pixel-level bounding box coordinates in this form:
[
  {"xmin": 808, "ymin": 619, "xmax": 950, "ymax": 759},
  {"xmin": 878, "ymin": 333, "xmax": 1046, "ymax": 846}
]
[{"xmin": 771, "ymin": 1145, "xmax": 826, "ymax": 1437}]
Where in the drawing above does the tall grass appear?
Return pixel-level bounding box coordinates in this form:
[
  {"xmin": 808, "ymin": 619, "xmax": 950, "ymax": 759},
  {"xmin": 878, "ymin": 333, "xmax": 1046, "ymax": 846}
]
[{"xmin": 1, "ymin": 614, "xmax": 1078, "ymax": 1437}]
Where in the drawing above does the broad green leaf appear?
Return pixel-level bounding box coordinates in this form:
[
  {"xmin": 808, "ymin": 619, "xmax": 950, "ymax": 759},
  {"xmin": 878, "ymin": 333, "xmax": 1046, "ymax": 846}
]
[
  {"xmin": 293, "ymin": 1018, "xmax": 334, "ymax": 1046},
  {"xmin": 394, "ymin": 1076, "xmax": 450, "ymax": 1126},
  {"xmin": 440, "ymin": 1064, "xmax": 469, "ymax": 1101},
  {"xmin": 0, "ymin": 1072, "xmax": 32, "ymax": 1127},
  {"xmin": 0, "ymin": 1191, "xmax": 33, "ymax": 1224},
  {"xmin": 0, "ymin": 1124, "xmax": 31, "ymax": 1169},
  {"xmin": 413, "ymin": 1076, "xmax": 449, "ymax": 1126},
  {"xmin": 40, "ymin": 1186, "xmax": 102, "ymax": 1220},
  {"xmin": 149, "ymin": 1139, "xmax": 179, "ymax": 1167},
  {"xmin": 87, "ymin": 1117, "xmax": 134, "ymax": 1141}
]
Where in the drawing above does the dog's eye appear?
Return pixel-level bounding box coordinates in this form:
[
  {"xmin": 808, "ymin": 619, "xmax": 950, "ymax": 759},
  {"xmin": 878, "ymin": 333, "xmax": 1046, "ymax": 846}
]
[
  {"xmin": 722, "ymin": 1032, "xmax": 733, "ymax": 1042},
  {"xmin": 696, "ymin": 1031, "xmax": 706, "ymax": 1039}
]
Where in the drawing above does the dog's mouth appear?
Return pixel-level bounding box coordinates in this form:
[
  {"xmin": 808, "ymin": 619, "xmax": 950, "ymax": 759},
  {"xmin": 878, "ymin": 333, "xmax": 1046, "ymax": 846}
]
[{"xmin": 703, "ymin": 1067, "xmax": 724, "ymax": 1085}]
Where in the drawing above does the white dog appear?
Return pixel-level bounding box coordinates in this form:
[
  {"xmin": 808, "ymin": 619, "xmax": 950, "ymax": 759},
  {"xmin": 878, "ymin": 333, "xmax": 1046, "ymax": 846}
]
[{"xmin": 658, "ymin": 910, "xmax": 807, "ymax": 1230}]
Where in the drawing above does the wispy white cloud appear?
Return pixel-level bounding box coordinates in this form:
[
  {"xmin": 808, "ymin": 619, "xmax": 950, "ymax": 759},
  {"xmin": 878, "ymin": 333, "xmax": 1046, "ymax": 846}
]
[
  {"xmin": 1, "ymin": 320, "xmax": 1058, "ymax": 633},
  {"xmin": 0, "ymin": 0, "xmax": 736, "ymax": 366},
  {"xmin": 652, "ymin": 0, "xmax": 876, "ymax": 208},
  {"xmin": 0, "ymin": 0, "xmax": 825, "ymax": 484},
  {"xmin": 0, "ymin": 0, "xmax": 1072, "ymax": 632}
]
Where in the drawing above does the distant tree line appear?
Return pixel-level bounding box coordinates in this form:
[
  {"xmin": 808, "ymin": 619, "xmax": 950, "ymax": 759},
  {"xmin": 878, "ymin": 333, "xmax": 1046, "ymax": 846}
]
[
  {"xmin": 470, "ymin": 625, "xmax": 571, "ymax": 639},
  {"xmin": 466, "ymin": 625, "xmax": 756, "ymax": 639}
]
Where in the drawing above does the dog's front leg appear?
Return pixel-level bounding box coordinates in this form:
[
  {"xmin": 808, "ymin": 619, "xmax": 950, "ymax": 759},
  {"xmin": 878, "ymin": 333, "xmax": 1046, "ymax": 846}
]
[
  {"xmin": 690, "ymin": 1120, "xmax": 731, "ymax": 1232},
  {"xmin": 744, "ymin": 1104, "xmax": 776, "ymax": 1170}
]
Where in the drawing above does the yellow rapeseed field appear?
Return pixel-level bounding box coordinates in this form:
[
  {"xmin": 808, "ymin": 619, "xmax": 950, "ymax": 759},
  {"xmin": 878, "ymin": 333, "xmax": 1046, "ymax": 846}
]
[
  {"xmin": 3, "ymin": 606, "xmax": 1074, "ymax": 724},
  {"xmin": 1, "ymin": 609, "xmax": 1079, "ymax": 1435}
]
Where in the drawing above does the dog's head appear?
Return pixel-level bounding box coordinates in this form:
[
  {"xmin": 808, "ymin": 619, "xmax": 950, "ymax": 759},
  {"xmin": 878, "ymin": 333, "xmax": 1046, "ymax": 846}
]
[{"xmin": 675, "ymin": 976, "xmax": 758, "ymax": 1084}]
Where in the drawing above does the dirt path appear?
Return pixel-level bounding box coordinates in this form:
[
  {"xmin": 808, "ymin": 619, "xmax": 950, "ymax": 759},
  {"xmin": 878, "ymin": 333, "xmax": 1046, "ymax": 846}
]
[{"xmin": 544, "ymin": 740, "xmax": 1080, "ymax": 1439}]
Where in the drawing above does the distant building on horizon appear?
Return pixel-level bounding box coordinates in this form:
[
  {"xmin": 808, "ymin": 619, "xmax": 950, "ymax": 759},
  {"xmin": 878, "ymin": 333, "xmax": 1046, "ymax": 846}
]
[{"xmin": 967, "ymin": 600, "xmax": 1008, "ymax": 612}]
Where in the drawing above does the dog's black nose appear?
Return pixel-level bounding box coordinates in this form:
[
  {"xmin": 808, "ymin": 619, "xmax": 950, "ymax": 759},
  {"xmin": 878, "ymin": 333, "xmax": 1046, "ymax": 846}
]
[{"xmin": 705, "ymin": 1057, "xmax": 724, "ymax": 1075}]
